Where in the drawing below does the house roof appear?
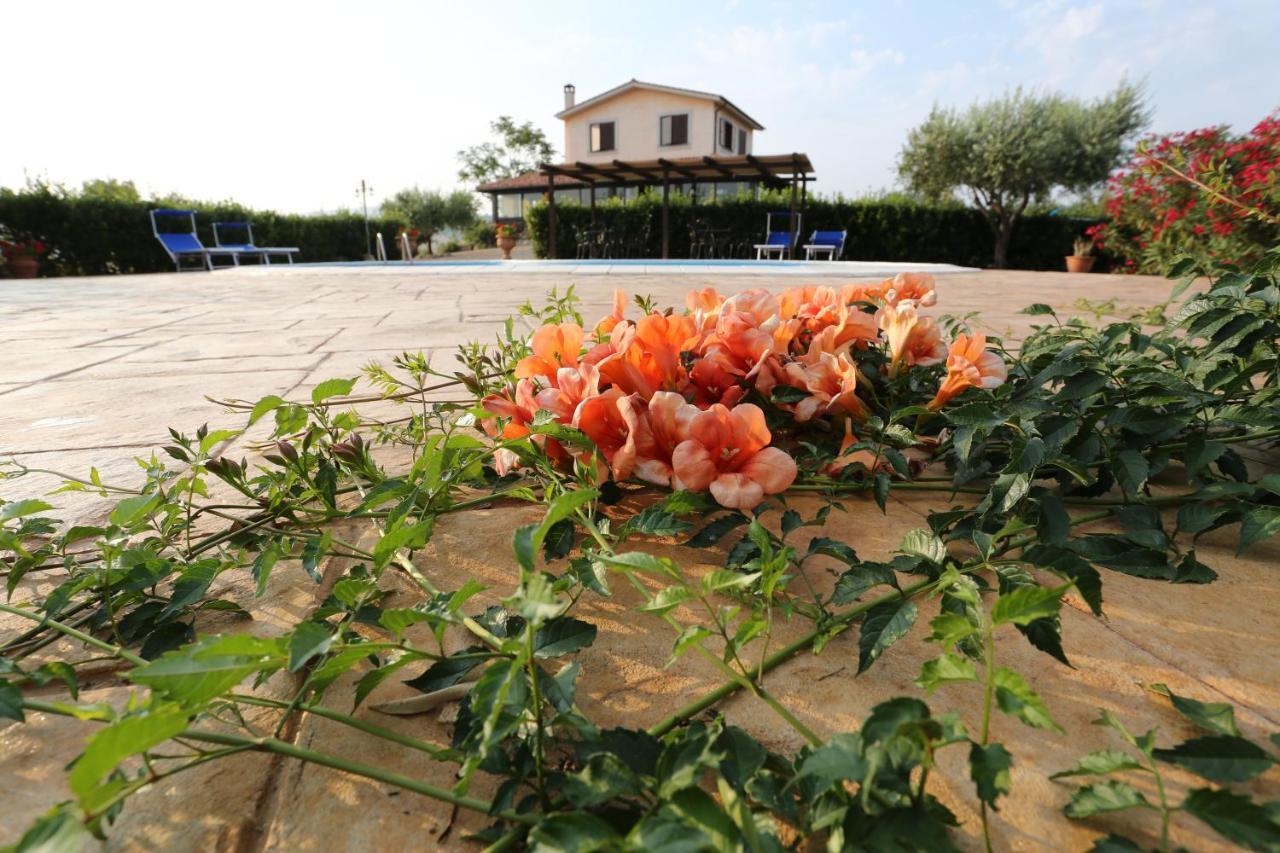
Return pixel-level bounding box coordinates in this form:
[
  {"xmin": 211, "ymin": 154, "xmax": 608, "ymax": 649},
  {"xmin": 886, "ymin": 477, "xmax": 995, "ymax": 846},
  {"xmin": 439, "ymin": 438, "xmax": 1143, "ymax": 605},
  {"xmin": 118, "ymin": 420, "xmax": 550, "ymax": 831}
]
[
  {"xmin": 555, "ymin": 79, "xmax": 765, "ymax": 131},
  {"xmin": 475, "ymin": 171, "xmax": 588, "ymax": 193}
]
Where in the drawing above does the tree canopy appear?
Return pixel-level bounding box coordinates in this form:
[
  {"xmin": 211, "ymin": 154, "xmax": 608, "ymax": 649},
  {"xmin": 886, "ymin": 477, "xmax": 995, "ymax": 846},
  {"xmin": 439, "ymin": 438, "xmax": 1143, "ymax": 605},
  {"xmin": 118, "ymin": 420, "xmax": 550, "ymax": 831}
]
[
  {"xmin": 898, "ymin": 83, "xmax": 1148, "ymax": 267},
  {"xmin": 380, "ymin": 188, "xmax": 477, "ymax": 254},
  {"xmin": 457, "ymin": 116, "xmax": 557, "ymax": 187}
]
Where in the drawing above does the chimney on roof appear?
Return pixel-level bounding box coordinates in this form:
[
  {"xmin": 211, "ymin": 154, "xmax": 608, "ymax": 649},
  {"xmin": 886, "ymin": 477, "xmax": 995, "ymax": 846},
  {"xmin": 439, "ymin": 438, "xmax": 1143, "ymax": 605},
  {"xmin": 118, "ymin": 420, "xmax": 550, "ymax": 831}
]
[{"xmin": 563, "ymin": 84, "xmax": 575, "ymax": 110}]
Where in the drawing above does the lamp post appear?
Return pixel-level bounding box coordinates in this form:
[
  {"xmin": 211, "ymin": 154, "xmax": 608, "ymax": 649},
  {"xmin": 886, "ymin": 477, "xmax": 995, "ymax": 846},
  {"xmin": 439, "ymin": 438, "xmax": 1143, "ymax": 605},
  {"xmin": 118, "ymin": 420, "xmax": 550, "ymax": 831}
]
[{"xmin": 356, "ymin": 180, "xmax": 374, "ymax": 257}]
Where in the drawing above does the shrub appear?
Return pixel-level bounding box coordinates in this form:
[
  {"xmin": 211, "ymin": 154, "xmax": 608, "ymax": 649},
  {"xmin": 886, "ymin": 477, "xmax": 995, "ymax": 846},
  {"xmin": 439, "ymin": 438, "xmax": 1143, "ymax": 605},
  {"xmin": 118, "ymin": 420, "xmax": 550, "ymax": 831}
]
[
  {"xmin": 464, "ymin": 220, "xmax": 496, "ymax": 248},
  {"xmin": 1093, "ymin": 111, "xmax": 1280, "ymax": 274},
  {"xmin": 0, "ymin": 183, "xmax": 402, "ymax": 275},
  {"xmin": 441, "ymin": 239, "xmax": 466, "ymax": 254},
  {"xmin": 525, "ymin": 193, "xmax": 1106, "ymax": 271}
]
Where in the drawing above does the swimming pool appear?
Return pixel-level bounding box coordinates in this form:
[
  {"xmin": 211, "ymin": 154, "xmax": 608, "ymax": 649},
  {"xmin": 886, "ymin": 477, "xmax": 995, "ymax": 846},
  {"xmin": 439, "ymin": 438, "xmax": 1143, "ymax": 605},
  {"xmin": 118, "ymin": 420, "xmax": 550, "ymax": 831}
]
[{"xmin": 258, "ymin": 258, "xmax": 978, "ymax": 277}]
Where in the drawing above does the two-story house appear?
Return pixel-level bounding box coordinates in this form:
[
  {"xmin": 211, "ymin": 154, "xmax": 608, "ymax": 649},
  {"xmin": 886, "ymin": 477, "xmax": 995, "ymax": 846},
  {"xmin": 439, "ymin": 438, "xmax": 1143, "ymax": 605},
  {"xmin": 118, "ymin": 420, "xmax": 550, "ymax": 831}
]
[{"xmin": 479, "ymin": 79, "xmax": 803, "ymax": 224}]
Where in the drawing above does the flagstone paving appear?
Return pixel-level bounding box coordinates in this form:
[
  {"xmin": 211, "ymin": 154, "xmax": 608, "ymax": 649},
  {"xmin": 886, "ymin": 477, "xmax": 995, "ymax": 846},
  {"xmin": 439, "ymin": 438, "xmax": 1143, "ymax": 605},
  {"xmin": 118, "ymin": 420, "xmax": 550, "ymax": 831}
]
[{"xmin": 1, "ymin": 267, "xmax": 1276, "ymax": 851}]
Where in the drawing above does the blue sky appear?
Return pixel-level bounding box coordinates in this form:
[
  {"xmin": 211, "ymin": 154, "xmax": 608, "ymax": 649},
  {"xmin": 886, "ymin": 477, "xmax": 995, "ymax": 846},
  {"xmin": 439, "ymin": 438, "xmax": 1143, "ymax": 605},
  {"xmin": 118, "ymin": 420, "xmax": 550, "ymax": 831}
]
[{"xmin": 2, "ymin": 0, "xmax": 1276, "ymax": 212}]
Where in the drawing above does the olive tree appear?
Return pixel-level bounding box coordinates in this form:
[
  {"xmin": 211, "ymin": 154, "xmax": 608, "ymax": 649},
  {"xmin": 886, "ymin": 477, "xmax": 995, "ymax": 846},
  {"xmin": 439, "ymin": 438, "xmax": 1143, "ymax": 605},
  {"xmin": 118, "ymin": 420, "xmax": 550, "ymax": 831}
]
[
  {"xmin": 457, "ymin": 116, "xmax": 556, "ymax": 186},
  {"xmin": 899, "ymin": 84, "xmax": 1148, "ymax": 268},
  {"xmin": 380, "ymin": 188, "xmax": 477, "ymax": 255}
]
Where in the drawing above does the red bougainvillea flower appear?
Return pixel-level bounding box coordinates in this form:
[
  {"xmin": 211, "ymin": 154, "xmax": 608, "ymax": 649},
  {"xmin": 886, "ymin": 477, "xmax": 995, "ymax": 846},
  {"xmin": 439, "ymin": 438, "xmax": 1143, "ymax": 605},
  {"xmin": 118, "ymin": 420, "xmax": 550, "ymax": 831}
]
[
  {"xmin": 927, "ymin": 333, "xmax": 1008, "ymax": 410},
  {"xmin": 877, "ymin": 302, "xmax": 919, "ymax": 375},
  {"xmin": 534, "ymin": 364, "xmax": 600, "ymax": 423},
  {"xmin": 480, "ymin": 379, "xmax": 539, "ymax": 475},
  {"xmin": 572, "ymin": 387, "xmax": 640, "ymax": 481},
  {"xmin": 671, "ymin": 403, "xmax": 797, "ymax": 509},
  {"xmin": 633, "ymin": 391, "xmax": 701, "ymax": 486},
  {"xmin": 598, "ymin": 313, "xmax": 696, "ymax": 399},
  {"xmin": 883, "ymin": 273, "xmax": 937, "ymax": 307},
  {"xmin": 594, "ymin": 289, "xmax": 629, "ymax": 338},
  {"xmin": 515, "ymin": 323, "xmax": 583, "ymax": 381},
  {"xmin": 900, "ymin": 317, "xmax": 948, "ymax": 367},
  {"xmin": 782, "ymin": 345, "xmax": 868, "ymax": 422}
]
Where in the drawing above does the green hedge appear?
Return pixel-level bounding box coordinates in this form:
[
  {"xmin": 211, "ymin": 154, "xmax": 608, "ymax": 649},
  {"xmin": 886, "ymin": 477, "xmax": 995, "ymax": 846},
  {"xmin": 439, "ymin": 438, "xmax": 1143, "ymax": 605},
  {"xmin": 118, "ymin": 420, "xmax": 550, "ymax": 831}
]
[
  {"xmin": 0, "ymin": 188, "xmax": 404, "ymax": 276},
  {"xmin": 525, "ymin": 194, "xmax": 1108, "ymax": 271}
]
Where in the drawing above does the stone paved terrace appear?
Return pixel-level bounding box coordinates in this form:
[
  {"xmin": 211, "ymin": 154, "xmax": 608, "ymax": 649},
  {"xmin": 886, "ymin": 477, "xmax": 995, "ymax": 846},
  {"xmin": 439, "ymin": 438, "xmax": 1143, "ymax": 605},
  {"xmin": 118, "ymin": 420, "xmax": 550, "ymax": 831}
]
[{"xmin": 1, "ymin": 266, "xmax": 1277, "ymax": 851}]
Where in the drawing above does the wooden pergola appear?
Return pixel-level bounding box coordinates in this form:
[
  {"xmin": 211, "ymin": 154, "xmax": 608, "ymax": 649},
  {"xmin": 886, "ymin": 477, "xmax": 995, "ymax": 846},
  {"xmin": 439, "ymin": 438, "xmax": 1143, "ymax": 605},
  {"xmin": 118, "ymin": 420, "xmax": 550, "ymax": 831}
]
[{"xmin": 539, "ymin": 153, "xmax": 815, "ymax": 259}]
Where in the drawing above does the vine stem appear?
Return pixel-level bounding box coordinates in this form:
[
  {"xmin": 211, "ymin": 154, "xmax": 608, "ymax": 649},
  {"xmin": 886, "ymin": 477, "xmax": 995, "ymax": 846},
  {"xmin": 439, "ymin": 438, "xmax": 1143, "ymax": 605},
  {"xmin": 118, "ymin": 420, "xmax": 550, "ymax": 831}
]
[
  {"xmin": 19, "ymin": 698, "xmax": 533, "ymax": 825},
  {"xmin": 0, "ymin": 602, "xmax": 147, "ymax": 666}
]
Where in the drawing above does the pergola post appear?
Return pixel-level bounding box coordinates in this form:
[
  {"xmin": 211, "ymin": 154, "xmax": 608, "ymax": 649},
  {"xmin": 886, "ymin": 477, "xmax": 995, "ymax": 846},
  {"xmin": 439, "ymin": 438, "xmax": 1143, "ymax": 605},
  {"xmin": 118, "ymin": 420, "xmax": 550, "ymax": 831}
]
[
  {"xmin": 661, "ymin": 169, "xmax": 670, "ymax": 260},
  {"xmin": 788, "ymin": 156, "xmax": 799, "ymax": 253},
  {"xmin": 589, "ymin": 181, "xmax": 597, "ymax": 227}
]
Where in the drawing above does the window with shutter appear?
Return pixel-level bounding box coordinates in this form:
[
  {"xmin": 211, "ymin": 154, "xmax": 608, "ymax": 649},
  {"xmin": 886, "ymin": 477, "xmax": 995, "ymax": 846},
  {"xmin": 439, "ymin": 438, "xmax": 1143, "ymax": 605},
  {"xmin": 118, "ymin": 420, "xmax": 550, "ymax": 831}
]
[
  {"xmin": 660, "ymin": 113, "xmax": 689, "ymax": 147},
  {"xmin": 738, "ymin": 129, "xmax": 747, "ymax": 154},
  {"xmin": 590, "ymin": 121, "xmax": 615, "ymax": 153},
  {"xmin": 720, "ymin": 119, "xmax": 734, "ymax": 150}
]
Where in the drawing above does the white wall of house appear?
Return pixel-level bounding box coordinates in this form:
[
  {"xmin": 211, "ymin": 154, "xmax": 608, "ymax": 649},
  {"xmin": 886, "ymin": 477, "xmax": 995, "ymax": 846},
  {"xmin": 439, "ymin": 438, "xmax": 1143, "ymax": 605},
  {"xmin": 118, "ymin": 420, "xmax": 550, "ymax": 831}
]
[{"xmin": 563, "ymin": 89, "xmax": 754, "ymax": 163}]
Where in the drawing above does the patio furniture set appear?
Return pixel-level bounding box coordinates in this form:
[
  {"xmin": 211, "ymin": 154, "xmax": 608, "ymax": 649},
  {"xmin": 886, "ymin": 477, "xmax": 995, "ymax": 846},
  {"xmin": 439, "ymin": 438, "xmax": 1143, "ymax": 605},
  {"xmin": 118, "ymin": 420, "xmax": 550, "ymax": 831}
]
[
  {"xmin": 150, "ymin": 209, "xmax": 299, "ymax": 272},
  {"xmin": 574, "ymin": 212, "xmax": 847, "ymax": 262}
]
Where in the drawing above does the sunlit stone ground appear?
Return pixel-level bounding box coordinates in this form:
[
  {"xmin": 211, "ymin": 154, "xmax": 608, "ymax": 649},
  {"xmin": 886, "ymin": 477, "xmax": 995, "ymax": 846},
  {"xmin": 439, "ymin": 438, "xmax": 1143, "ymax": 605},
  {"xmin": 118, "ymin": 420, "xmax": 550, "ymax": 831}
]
[{"xmin": 1, "ymin": 267, "xmax": 1276, "ymax": 850}]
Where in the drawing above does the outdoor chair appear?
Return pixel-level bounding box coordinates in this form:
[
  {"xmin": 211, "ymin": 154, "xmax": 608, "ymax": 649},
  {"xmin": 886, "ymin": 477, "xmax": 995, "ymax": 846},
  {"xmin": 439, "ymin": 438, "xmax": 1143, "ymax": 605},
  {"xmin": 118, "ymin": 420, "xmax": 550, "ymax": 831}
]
[
  {"xmin": 753, "ymin": 211, "xmax": 801, "ymax": 260},
  {"xmin": 803, "ymin": 229, "xmax": 847, "ymax": 261},
  {"xmin": 212, "ymin": 221, "xmax": 300, "ymax": 264},
  {"xmin": 150, "ymin": 209, "xmax": 243, "ymax": 272}
]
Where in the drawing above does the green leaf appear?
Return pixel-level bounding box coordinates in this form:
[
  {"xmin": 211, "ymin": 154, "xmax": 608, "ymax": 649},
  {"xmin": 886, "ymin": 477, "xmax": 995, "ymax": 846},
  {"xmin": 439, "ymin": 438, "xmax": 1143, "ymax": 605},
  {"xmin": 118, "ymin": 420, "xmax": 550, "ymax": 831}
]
[
  {"xmin": 1152, "ymin": 735, "xmax": 1276, "ymax": 783},
  {"xmin": 160, "ymin": 561, "xmax": 221, "ymax": 620},
  {"xmin": 993, "ymin": 667, "xmax": 1064, "ymax": 732},
  {"xmin": 830, "ymin": 563, "xmax": 899, "ymax": 604},
  {"xmin": 1051, "ymin": 749, "xmax": 1144, "ymax": 778},
  {"xmin": 1149, "ymin": 683, "xmax": 1239, "ymax": 736},
  {"xmin": 0, "ymin": 681, "xmax": 24, "ymax": 722},
  {"xmin": 129, "ymin": 635, "xmax": 282, "ymax": 705},
  {"xmin": 1021, "ymin": 303, "xmax": 1057, "ymax": 316},
  {"xmin": 68, "ymin": 705, "xmax": 189, "ymax": 806},
  {"xmin": 701, "ymin": 569, "xmax": 760, "ymax": 595},
  {"xmin": 533, "ymin": 616, "xmax": 597, "ymax": 658},
  {"xmin": 109, "ymin": 493, "xmax": 159, "ymax": 527},
  {"xmin": 528, "ymin": 812, "xmax": 619, "ymax": 852},
  {"xmin": 1181, "ymin": 787, "xmax": 1280, "ymax": 851},
  {"xmin": 991, "ymin": 584, "xmax": 1069, "ymax": 626},
  {"xmin": 969, "ymin": 742, "xmax": 1013, "ymax": 807},
  {"xmin": 598, "ymin": 551, "xmax": 679, "ymax": 579},
  {"xmin": 288, "ymin": 621, "xmax": 335, "ymax": 672},
  {"xmin": 311, "ymin": 377, "xmax": 356, "ymax": 404},
  {"xmin": 916, "ymin": 652, "xmax": 978, "ymax": 694},
  {"xmin": 562, "ymin": 752, "xmax": 644, "ymax": 808},
  {"xmin": 1037, "ymin": 493, "xmax": 1071, "ymax": 545},
  {"xmin": 685, "ymin": 513, "xmax": 748, "ymax": 548},
  {"xmin": 9, "ymin": 803, "xmax": 90, "ymax": 852},
  {"xmin": 248, "ymin": 394, "xmax": 284, "ymax": 426},
  {"xmin": 899, "ymin": 528, "xmax": 946, "ymax": 565},
  {"xmin": 516, "ymin": 489, "xmax": 598, "ymax": 570},
  {"xmin": 1088, "ymin": 834, "xmax": 1142, "ymax": 852},
  {"xmin": 1063, "ymin": 780, "xmax": 1151, "ymax": 819},
  {"xmin": 1113, "ymin": 450, "xmax": 1149, "ymax": 498},
  {"xmin": 374, "ymin": 520, "xmax": 432, "ymax": 569},
  {"xmin": 794, "ymin": 732, "xmax": 866, "ymax": 790},
  {"xmin": 1239, "ymin": 507, "xmax": 1280, "ymax": 553},
  {"xmin": 1, "ymin": 499, "xmax": 54, "ymax": 521},
  {"xmin": 857, "ymin": 599, "xmax": 918, "ymax": 674},
  {"xmin": 639, "ymin": 585, "xmax": 693, "ymax": 617},
  {"xmin": 628, "ymin": 504, "xmax": 694, "ymax": 538}
]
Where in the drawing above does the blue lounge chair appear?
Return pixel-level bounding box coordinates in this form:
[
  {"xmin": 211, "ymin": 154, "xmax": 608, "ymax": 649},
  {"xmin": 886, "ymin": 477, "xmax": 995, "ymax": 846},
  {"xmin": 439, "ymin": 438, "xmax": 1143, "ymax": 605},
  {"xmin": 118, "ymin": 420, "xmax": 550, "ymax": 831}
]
[
  {"xmin": 753, "ymin": 211, "xmax": 801, "ymax": 260},
  {"xmin": 213, "ymin": 221, "xmax": 300, "ymax": 265},
  {"xmin": 150, "ymin": 209, "xmax": 243, "ymax": 272},
  {"xmin": 803, "ymin": 229, "xmax": 847, "ymax": 261}
]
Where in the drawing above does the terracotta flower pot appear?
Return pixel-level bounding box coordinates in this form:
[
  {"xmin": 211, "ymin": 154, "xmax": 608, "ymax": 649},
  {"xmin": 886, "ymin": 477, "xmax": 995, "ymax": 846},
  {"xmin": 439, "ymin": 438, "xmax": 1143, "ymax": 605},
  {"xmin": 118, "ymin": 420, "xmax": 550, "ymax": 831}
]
[
  {"xmin": 8, "ymin": 256, "xmax": 39, "ymax": 279},
  {"xmin": 1065, "ymin": 255, "xmax": 1096, "ymax": 273},
  {"xmin": 496, "ymin": 236, "xmax": 517, "ymax": 260}
]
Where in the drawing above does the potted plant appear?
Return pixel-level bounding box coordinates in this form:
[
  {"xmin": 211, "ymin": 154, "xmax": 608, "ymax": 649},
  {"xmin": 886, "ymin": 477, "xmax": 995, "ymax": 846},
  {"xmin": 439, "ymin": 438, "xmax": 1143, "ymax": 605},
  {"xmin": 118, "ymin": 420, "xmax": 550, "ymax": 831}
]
[
  {"xmin": 1066, "ymin": 236, "xmax": 1096, "ymax": 273},
  {"xmin": 495, "ymin": 223, "xmax": 519, "ymax": 260},
  {"xmin": 1, "ymin": 237, "xmax": 48, "ymax": 279}
]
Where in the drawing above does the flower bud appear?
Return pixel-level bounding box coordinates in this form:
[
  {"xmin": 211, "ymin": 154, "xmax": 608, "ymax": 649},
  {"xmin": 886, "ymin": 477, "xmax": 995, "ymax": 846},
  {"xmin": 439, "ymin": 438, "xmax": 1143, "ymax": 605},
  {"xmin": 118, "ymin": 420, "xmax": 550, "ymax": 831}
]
[{"xmin": 275, "ymin": 441, "xmax": 299, "ymax": 463}]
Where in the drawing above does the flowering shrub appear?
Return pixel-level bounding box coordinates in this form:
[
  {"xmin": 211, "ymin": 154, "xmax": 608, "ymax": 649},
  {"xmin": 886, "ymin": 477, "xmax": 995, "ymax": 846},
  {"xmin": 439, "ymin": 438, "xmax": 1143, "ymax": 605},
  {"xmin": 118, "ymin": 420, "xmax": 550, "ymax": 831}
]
[
  {"xmin": 5, "ymin": 240, "xmax": 1280, "ymax": 846},
  {"xmin": 0, "ymin": 237, "xmax": 47, "ymax": 259},
  {"xmin": 478, "ymin": 274, "xmax": 1006, "ymax": 508},
  {"xmin": 495, "ymin": 222, "xmax": 519, "ymax": 239},
  {"xmin": 1092, "ymin": 111, "xmax": 1280, "ymax": 273}
]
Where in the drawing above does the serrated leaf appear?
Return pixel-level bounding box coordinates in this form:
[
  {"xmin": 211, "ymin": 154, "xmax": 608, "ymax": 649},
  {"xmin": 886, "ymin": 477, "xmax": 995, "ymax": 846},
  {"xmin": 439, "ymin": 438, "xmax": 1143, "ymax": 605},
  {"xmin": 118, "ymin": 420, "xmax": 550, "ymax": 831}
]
[
  {"xmin": 1113, "ymin": 450, "xmax": 1149, "ymax": 498},
  {"xmin": 628, "ymin": 504, "xmax": 693, "ymax": 538},
  {"xmin": 533, "ymin": 616, "xmax": 597, "ymax": 658},
  {"xmin": 915, "ymin": 652, "xmax": 977, "ymax": 694},
  {"xmin": 598, "ymin": 551, "xmax": 679, "ymax": 579},
  {"xmin": 1063, "ymin": 780, "xmax": 1151, "ymax": 818},
  {"xmin": 1181, "ymin": 787, "xmax": 1280, "ymax": 851},
  {"xmin": 701, "ymin": 569, "xmax": 760, "ymax": 595},
  {"xmin": 68, "ymin": 705, "xmax": 189, "ymax": 806},
  {"xmin": 1239, "ymin": 506, "xmax": 1280, "ymax": 553},
  {"xmin": 109, "ymin": 493, "xmax": 159, "ymax": 527},
  {"xmin": 2, "ymin": 499, "xmax": 55, "ymax": 521},
  {"xmin": 288, "ymin": 621, "xmax": 335, "ymax": 672},
  {"xmin": 639, "ymin": 585, "xmax": 693, "ymax": 616},
  {"xmin": 1152, "ymin": 735, "xmax": 1276, "ymax": 783},
  {"xmin": 248, "ymin": 394, "xmax": 284, "ymax": 426},
  {"xmin": 0, "ymin": 681, "xmax": 24, "ymax": 722},
  {"xmin": 1051, "ymin": 749, "xmax": 1144, "ymax": 778},
  {"xmin": 1149, "ymin": 683, "xmax": 1239, "ymax": 736},
  {"xmin": 685, "ymin": 513, "xmax": 748, "ymax": 548},
  {"xmin": 311, "ymin": 377, "xmax": 356, "ymax": 404},
  {"xmin": 899, "ymin": 528, "xmax": 946, "ymax": 565},
  {"xmin": 969, "ymin": 742, "xmax": 1012, "ymax": 807},
  {"xmin": 857, "ymin": 599, "xmax": 917, "ymax": 674},
  {"xmin": 993, "ymin": 667, "xmax": 1064, "ymax": 732},
  {"xmin": 991, "ymin": 583, "xmax": 1069, "ymax": 626}
]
